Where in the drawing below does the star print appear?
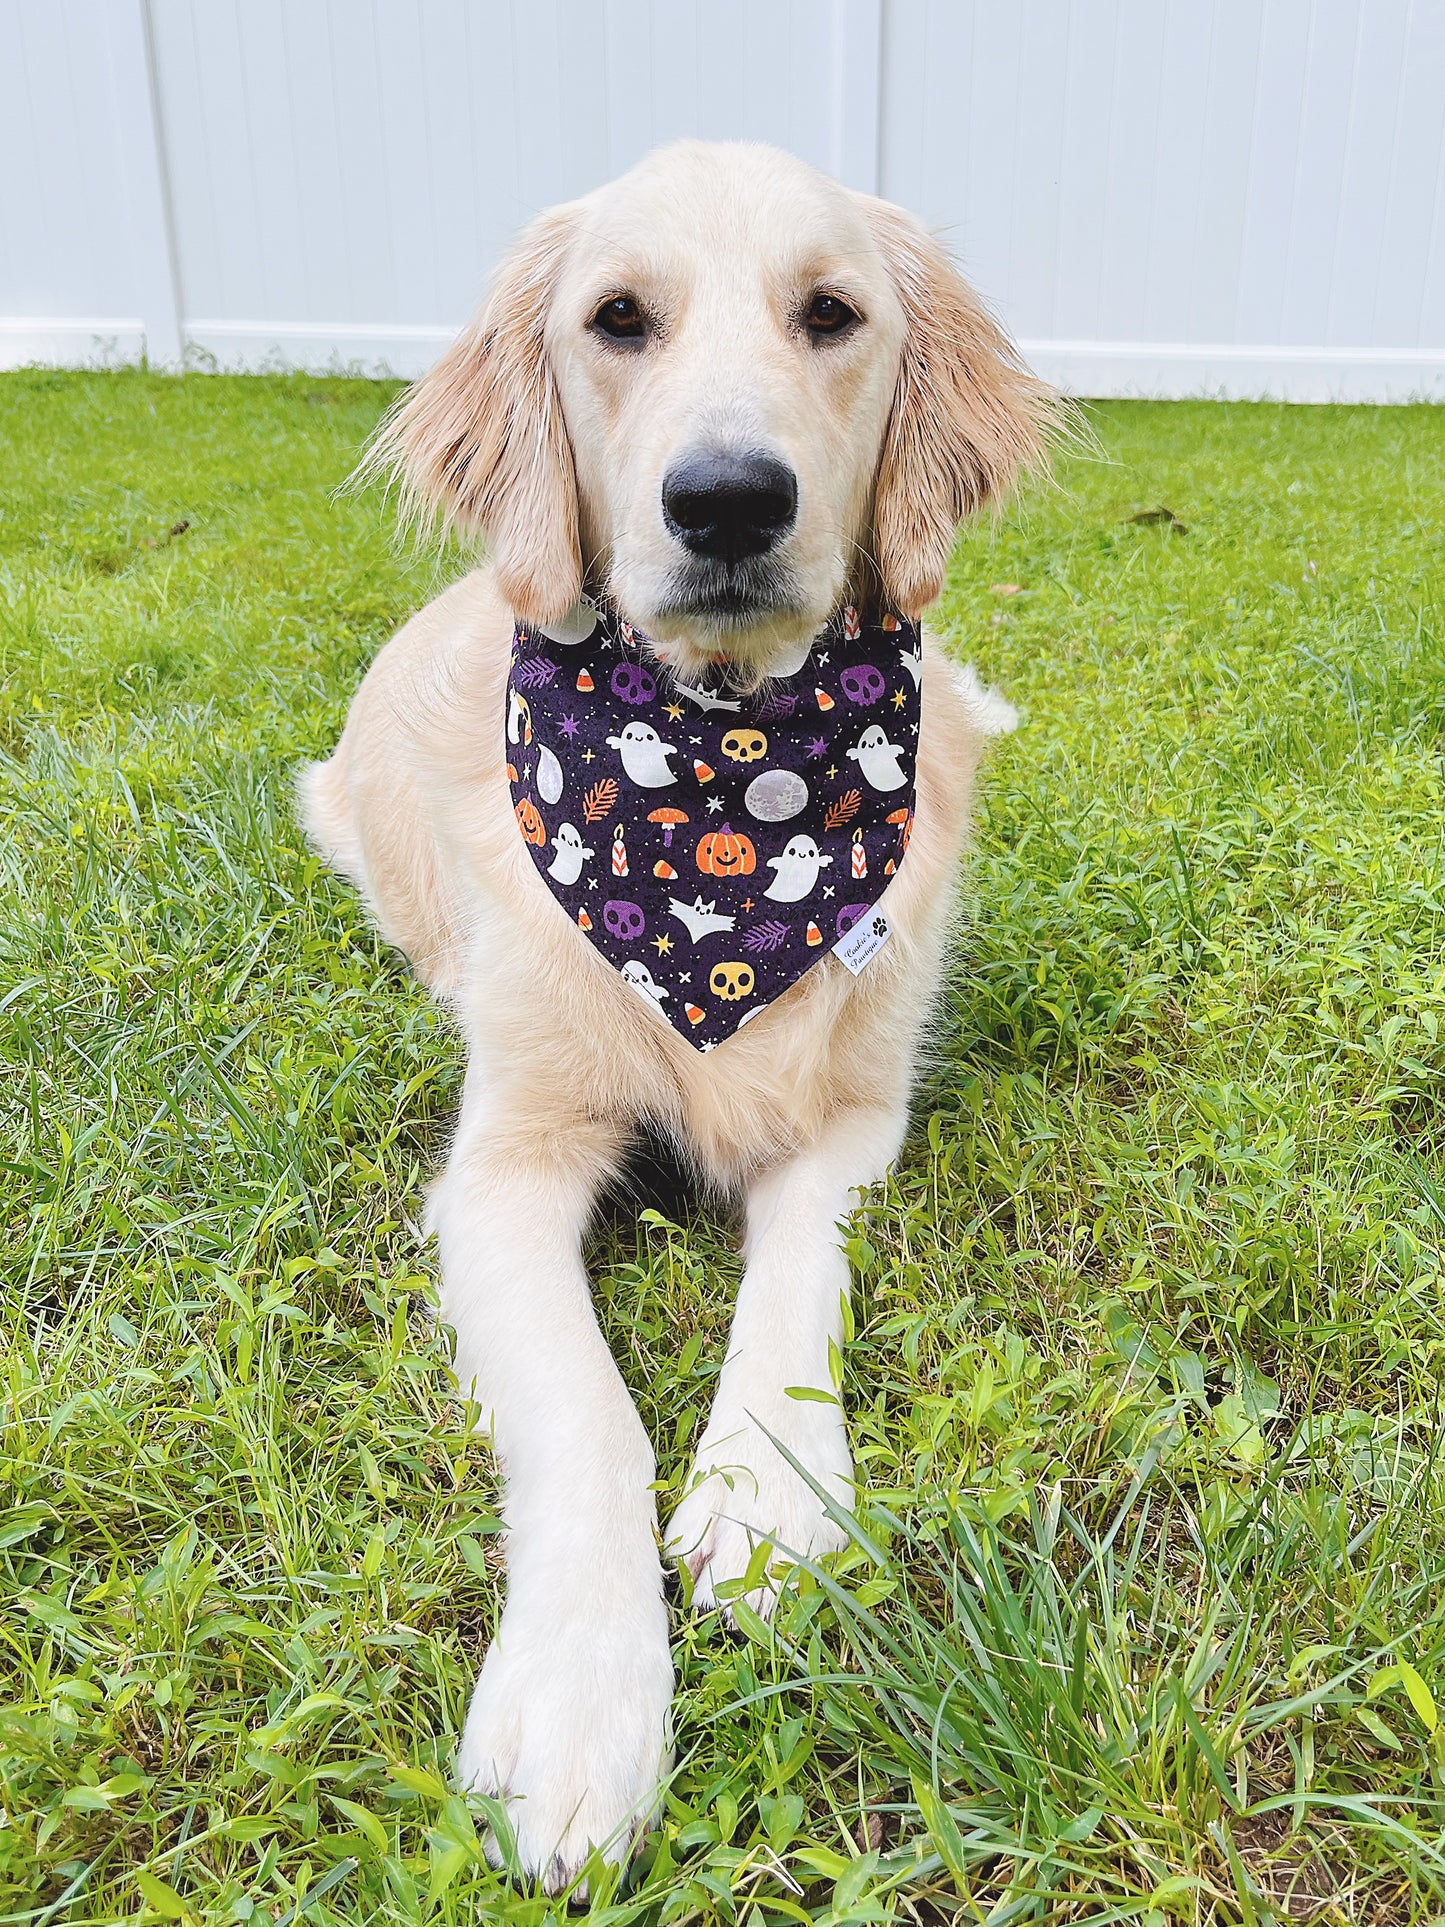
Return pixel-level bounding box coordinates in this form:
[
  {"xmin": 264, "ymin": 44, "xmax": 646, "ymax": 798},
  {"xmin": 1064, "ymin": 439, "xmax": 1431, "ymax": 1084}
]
[
  {"xmin": 523, "ymin": 762, "xmax": 531, "ymax": 779},
  {"xmin": 559, "ymin": 714, "xmax": 580, "ymax": 737},
  {"xmin": 826, "ymin": 765, "xmax": 838, "ymax": 779},
  {"xmin": 678, "ymin": 972, "xmax": 691, "ymax": 985},
  {"xmin": 806, "ymin": 737, "xmax": 827, "ymax": 758},
  {"xmin": 701, "ymin": 1039, "xmax": 717, "ymax": 1052},
  {"xmin": 742, "ymin": 897, "xmax": 755, "ymax": 912},
  {"xmin": 582, "ymin": 748, "xmax": 595, "ymax": 762},
  {"xmin": 822, "ymin": 885, "xmax": 835, "ymax": 898},
  {"xmin": 689, "ymin": 735, "xmax": 702, "ymax": 746},
  {"xmin": 892, "ymin": 688, "xmax": 907, "ymax": 709},
  {"xmin": 664, "ymin": 703, "xmax": 684, "ymax": 721},
  {"xmin": 817, "ymin": 651, "xmax": 830, "ymax": 664},
  {"xmin": 707, "ymin": 797, "xmax": 724, "ymax": 812},
  {"xmin": 587, "ymin": 877, "xmax": 598, "ymax": 889},
  {"xmin": 653, "ymin": 934, "xmax": 673, "ymax": 956}
]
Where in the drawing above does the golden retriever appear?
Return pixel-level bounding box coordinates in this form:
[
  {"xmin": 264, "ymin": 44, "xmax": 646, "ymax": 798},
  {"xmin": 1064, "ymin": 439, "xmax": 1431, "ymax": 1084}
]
[{"xmin": 300, "ymin": 140, "xmax": 1048, "ymax": 1892}]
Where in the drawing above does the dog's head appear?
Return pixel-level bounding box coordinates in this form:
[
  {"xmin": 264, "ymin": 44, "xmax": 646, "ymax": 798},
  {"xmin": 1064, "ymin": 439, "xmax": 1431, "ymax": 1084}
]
[{"xmin": 369, "ymin": 142, "xmax": 1051, "ymax": 681}]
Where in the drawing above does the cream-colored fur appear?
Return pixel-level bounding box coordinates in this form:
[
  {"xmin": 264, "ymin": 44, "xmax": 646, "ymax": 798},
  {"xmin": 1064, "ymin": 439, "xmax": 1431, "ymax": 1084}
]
[{"xmin": 301, "ymin": 141, "xmax": 1047, "ymax": 1895}]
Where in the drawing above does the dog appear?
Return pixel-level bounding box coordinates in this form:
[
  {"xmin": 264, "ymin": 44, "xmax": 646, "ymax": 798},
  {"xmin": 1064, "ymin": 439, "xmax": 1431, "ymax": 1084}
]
[{"xmin": 300, "ymin": 140, "xmax": 1049, "ymax": 1892}]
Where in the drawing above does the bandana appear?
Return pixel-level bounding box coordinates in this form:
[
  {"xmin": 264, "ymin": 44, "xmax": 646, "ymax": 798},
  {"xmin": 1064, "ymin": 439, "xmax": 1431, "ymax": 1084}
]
[{"xmin": 507, "ymin": 596, "xmax": 921, "ymax": 1050}]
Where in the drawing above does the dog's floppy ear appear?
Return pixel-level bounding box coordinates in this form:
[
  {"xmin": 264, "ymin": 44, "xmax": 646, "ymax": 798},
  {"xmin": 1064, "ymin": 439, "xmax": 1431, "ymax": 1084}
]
[
  {"xmin": 859, "ymin": 197, "xmax": 1053, "ymax": 618},
  {"xmin": 362, "ymin": 206, "xmax": 582, "ymax": 624}
]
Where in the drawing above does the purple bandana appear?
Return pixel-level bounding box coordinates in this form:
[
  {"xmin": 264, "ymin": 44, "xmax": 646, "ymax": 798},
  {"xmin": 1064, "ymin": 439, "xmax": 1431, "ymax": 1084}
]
[{"xmin": 507, "ymin": 596, "xmax": 921, "ymax": 1050}]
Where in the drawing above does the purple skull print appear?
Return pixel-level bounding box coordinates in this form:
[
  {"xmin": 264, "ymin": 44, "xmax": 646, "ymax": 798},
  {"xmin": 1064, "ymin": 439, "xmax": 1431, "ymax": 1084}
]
[{"xmin": 507, "ymin": 595, "xmax": 922, "ymax": 1050}]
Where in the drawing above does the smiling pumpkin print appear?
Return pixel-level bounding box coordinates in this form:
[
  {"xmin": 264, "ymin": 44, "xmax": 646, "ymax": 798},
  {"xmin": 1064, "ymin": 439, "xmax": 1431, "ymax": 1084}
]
[{"xmin": 695, "ymin": 822, "xmax": 756, "ymax": 878}]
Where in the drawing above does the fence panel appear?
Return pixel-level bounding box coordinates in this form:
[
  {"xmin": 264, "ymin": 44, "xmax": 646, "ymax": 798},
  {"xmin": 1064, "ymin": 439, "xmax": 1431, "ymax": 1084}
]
[{"xmin": 2, "ymin": 0, "xmax": 1441, "ymax": 396}]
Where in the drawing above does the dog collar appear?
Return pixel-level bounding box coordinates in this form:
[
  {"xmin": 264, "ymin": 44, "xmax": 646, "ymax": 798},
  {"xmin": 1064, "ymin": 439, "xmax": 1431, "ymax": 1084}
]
[{"xmin": 506, "ymin": 596, "xmax": 921, "ymax": 1051}]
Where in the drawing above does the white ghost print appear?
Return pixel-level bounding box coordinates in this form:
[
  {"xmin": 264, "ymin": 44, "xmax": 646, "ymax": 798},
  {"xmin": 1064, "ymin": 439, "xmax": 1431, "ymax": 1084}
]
[
  {"xmin": 620, "ymin": 960, "xmax": 670, "ymax": 1009},
  {"xmin": 546, "ymin": 822, "xmax": 594, "ymax": 885},
  {"xmin": 764, "ymin": 833, "xmax": 833, "ymax": 903},
  {"xmin": 846, "ymin": 723, "xmax": 909, "ymax": 792},
  {"xmin": 606, "ymin": 720, "xmax": 678, "ymax": 788}
]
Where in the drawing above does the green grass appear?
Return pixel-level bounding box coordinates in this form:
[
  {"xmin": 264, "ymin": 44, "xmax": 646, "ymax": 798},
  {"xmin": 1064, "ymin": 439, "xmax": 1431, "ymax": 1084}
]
[{"xmin": 3, "ymin": 370, "xmax": 1445, "ymax": 1925}]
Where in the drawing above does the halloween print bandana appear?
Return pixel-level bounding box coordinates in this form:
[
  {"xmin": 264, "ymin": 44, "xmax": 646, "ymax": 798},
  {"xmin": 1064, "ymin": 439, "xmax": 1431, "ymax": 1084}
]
[{"xmin": 507, "ymin": 596, "xmax": 921, "ymax": 1051}]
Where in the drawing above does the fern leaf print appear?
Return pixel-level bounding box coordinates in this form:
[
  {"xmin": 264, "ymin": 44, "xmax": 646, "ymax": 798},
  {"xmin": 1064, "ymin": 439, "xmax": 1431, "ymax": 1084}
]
[
  {"xmin": 823, "ymin": 788, "xmax": 862, "ymax": 831},
  {"xmin": 742, "ymin": 919, "xmax": 790, "ymax": 954},
  {"xmin": 582, "ymin": 777, "xmax": 619, "ymax": 824}
]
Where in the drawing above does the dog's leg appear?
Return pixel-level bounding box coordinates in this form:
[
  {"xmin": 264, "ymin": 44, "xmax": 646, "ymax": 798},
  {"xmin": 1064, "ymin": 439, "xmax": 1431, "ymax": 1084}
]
[
  {"xmin": 666, "ymin": 1101, "xmax": 907, "ymax": 1616},
  {"xmin": 430, "ymin": 1081, "xmax": 671, "ymax": 1893}
]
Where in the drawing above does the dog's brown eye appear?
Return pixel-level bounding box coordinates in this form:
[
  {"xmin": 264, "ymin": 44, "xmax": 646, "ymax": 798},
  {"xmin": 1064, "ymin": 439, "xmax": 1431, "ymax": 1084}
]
[
  {"xmin": 592, "ymin": 296, "xmax": 647, "ymax": 342},
  {"xmin": 806, "ymin": 294, "xmax": 857, "ymax": 337}
]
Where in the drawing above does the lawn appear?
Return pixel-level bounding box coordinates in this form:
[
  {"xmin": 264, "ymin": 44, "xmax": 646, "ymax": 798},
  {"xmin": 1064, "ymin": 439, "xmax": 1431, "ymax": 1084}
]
[{"xmin": 3, "ymin": 371, "xmax": 1445, "ymax": 1926}]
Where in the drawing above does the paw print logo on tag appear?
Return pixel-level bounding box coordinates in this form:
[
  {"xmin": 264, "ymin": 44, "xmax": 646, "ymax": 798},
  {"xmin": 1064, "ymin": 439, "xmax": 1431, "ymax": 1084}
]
[{"xmin": 833, "ymin": 908, "xmax": 893, "ymax": 977}]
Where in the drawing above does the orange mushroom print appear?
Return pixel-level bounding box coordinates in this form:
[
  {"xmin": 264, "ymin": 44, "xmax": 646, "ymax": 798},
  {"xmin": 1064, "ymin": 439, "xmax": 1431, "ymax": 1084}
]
[
  {"xmin": 506, "ymin": 600, "xmax": 922, "ymax": 1049},
  {"xmin": 648, "ymin": 806, "xmax": 689, "ymax": 848}
]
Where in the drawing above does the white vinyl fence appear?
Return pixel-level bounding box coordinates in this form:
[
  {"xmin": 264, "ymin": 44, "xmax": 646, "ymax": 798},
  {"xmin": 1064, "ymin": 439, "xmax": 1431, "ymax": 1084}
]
[{"xmin": 3, "ymin": 0, "xmax": 1443, "ymax": 400}]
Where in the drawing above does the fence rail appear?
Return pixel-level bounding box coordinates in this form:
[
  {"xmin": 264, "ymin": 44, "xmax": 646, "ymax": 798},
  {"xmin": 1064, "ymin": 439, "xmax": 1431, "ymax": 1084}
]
[{"xmin": 3, "ymin": 0, "xmax": 1443, "ymax": 399}]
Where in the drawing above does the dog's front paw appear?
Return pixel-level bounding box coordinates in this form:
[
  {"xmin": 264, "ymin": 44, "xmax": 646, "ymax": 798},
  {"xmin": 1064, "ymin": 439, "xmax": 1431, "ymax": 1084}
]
[
  {"xmin": 666, "ymin": 1397, "xmax": 853, "ymax": 1618},
  {"xmin": 457, "ymin": 1588, "xmax": 673, "ymax": 1895}
]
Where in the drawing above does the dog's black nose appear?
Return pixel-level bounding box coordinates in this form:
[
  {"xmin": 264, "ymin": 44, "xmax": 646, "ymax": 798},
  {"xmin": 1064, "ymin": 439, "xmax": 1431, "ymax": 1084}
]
[{"xmin": 661, "ymin": 450, "xmax": 798, "ymax": 562}]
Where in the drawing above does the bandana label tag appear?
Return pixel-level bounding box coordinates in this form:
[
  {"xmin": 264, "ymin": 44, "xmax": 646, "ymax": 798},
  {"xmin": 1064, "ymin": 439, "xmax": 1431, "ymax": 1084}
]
[{"xmin": 832, "ymin": 908, "xmax": 893, "ymax": 975}]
